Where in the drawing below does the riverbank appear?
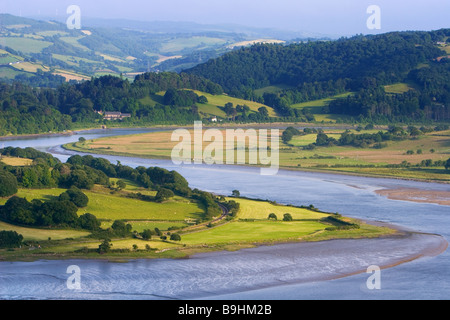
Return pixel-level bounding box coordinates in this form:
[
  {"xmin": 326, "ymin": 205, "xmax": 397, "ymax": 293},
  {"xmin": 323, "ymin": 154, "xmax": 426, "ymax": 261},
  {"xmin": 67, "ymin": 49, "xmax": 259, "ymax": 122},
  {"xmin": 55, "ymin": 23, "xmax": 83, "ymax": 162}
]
[
  {"xmin": 0, "ymin": 222, "xmax": 446, "ymax": 300},
  {"xmin": 0, "ymin": 213, "xmax": 399, "ymax": 263},
  {"xmin": 61, "ymin": 130, "xmax": 450, "ymax": 185},
  {"xmin": 2, "ymin": 127, "xmax": 450, "ymax": 299},
  {"xmin": 0, "ymin": 122, "xmax": 355, "ymax": 141}
]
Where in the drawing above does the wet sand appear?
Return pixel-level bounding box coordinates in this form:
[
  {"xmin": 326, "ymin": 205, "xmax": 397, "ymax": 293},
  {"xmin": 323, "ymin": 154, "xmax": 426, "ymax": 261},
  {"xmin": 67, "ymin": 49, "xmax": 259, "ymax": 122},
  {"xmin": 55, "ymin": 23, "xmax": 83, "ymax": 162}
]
[{"xmin": 376, "ymin": 188, "xmax": 450, "ymax": 206}]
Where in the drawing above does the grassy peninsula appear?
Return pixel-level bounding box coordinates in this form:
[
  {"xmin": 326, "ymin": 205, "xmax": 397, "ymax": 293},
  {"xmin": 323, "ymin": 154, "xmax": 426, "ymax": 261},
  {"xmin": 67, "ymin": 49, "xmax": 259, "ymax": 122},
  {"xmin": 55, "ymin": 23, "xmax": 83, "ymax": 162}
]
[{"xmin": 0, "ymin": 147, "xmax": 396, "ymax": 262}]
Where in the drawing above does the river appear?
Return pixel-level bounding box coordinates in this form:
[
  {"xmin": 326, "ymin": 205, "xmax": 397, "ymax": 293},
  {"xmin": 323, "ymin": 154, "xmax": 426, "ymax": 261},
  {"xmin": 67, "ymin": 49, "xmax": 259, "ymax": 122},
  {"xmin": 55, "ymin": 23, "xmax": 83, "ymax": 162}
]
[{"xmin": 0, "ymin": 128, "xmax": 449, "ymax": 300}]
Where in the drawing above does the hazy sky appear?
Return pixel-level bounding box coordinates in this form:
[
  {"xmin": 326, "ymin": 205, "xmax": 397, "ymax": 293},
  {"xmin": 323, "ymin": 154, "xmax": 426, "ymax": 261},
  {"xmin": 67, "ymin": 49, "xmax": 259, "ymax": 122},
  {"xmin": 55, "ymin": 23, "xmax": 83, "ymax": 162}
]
[{"xmin": 1, "ymin": 0, "xmax": 449, "ymax": 36}]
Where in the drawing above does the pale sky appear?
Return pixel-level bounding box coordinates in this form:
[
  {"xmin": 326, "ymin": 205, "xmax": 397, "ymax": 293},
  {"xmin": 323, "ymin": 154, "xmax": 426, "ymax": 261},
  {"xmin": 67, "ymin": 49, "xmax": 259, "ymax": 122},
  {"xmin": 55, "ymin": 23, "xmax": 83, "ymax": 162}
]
[{"xmin": 1, "ymin": 0, "xmax": 449, "ymax": 36}]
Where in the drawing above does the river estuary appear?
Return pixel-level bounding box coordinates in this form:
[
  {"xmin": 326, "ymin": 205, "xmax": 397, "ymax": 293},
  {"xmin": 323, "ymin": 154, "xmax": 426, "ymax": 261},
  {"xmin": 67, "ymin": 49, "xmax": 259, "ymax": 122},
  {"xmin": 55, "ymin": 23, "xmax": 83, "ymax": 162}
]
[{"xmin": 0, "ymin": 128, "xmax": 449, "ymax": 300}]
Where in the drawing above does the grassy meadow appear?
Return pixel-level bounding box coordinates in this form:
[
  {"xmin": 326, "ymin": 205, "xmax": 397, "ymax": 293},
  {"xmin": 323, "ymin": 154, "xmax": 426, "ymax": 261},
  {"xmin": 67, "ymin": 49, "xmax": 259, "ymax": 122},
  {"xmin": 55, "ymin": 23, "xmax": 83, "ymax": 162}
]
[
  {"xmin": 65, "ymin": 127, "xmax": 450, "ymax": 182},
  {"xmin": 0, "ymin": 181, "xmax": 397, "ymax": 261}
]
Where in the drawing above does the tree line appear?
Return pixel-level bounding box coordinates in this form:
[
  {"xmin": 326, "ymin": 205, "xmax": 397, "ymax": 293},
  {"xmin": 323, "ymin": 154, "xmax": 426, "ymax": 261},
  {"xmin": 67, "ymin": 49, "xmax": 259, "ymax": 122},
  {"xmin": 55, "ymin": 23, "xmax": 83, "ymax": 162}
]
[{"xmin": 0, "ymin": 72, "xmax": 223, "ymax": 136}]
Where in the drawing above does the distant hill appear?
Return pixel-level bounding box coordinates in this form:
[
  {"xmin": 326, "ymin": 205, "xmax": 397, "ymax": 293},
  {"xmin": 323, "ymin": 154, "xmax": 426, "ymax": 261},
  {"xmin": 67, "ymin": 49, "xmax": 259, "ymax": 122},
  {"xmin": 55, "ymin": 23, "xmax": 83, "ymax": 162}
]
[
  {"xmin": 186, "ymin": 29, "xmax": 450, "ymax": 121},
  {"xmin": 0, "ymin": 14, "xmax": 314, "ymax": 86}
]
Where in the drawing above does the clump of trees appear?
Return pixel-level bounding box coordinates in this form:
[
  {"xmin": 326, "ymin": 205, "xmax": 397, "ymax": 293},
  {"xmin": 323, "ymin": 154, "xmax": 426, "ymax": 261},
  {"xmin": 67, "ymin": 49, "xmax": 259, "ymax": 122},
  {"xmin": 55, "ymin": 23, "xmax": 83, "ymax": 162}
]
[
  {"xmin": 0, "ymin": 170, "xmax": 18, "ymax": 197},
  {"xmin": 0, "ymin": 195, "xmax": 79, "ymax": 227},
  {"xmin": 0, "ymin": 230, "xmax": 23, "ymax": 248},
  {"xmin": 282, "ymin": 127, "xmax": 301, "ymax": 144},
  {"xmin": 59, "ymin": 187, "xmax": 89, "ymax": 208}
]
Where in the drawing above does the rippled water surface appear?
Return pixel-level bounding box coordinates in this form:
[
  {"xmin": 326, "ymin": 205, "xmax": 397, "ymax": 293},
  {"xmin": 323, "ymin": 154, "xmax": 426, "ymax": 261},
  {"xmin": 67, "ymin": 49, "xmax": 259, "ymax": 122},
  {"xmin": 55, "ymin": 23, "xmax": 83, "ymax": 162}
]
[{"xmin": 1, "ymin": 128, "xmax": 449, "ymax": 300}]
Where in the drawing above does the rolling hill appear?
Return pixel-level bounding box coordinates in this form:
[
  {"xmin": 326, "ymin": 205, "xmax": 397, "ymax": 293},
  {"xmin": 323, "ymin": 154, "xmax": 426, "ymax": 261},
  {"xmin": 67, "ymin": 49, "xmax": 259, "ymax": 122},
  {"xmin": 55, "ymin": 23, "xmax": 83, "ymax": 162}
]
[
  {"xmin": 0, "ymin": 14, "xmax": 304, "ymax": 86},
  {"xmin": 186, "ymin": 29, "xmax": 450, "ymax": 122}
]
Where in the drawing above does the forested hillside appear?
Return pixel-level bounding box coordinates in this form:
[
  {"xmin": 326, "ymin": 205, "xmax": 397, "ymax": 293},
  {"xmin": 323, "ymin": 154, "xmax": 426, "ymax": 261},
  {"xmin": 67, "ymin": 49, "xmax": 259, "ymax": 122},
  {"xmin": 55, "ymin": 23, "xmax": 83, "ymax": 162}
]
[
  {"xmin": 0, "ymin": 72, "xmax": 222, "ymax": 135},
  {"xmin": 1, "ymin": 29, "xmax": 450, "ymax": 136},
  {"xmin": 186, "ymin": 29, "xmax": 450, "ymax": 121}
]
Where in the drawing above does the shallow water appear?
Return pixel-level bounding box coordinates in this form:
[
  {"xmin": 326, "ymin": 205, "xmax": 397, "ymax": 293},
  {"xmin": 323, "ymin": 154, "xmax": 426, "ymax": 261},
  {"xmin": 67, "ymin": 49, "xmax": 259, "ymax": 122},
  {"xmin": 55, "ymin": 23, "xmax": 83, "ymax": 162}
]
[{"xmin": 1, "ymin": 128, "xmax": 449, "ymax": 300}]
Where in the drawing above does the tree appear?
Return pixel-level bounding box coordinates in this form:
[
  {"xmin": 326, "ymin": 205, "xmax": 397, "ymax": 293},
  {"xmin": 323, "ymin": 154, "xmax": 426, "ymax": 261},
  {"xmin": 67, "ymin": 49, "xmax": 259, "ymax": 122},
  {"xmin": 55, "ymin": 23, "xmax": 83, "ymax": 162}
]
[
  {"xmin": 170, "ymin": 233, "xmax": 181, "ymax": 241},
  {"xmin": 116, "ymin": 180, "xmax": 127, "ymax": 190},
  {"xmin": 42, "ymin": 200, "xmax": 79, "ymax": 226},
  {"xmin": 141, "ymin": 229, "xmax": 152, "ymax": 240},
  {"xmin": 0, "ymin": 230, "xmax": 23, "ymax": 248},
  {"xmin": 268, "ymin": 213, "xmax": 278, "ymax": 220},
  {"xmin": 283, "ymin": 213, "xmax": 293, "ymax": 221},
  {"xmin": 446, "ymin": 158, "xmax": 450, "ymax": 171},
  {"xmin": 59, "ymin": 187, "xmax": 89, "ymax": 208},
  {"xmin": 155, "ymin": 188, "xmax": 174, "ymax": 202},
  {"xmin": 67, "ymin": 169, "xmax": 94, "ymax": 190},
  {"xmin": 231, "ymin": 190, "xmax": 240, "ymax": 197},
  {"xmin": 78, "ymin": 213, "xmax": 101, "ymax": 231},
  {"xmin": 198, "ymin": 95, "xmax": 208, "ymax": 104},
  {"xmin": 1, "ymin": 196, "xmax": 35, "ymax": 225},
  {"xmin": 111, "ymin": 220, "xmax": 132, "ymax": 236},
  {"xmin": 258, "ymin": 106, "xmax": 269, "ymax": 117},
  {"xmin": 408, "ymin": 126, "xmax": 421, "ymax": 137},
  {"xmin": 98, "ymin": 239, "xmax": 112, "ymax": 254},
  {"xmin": 0, "ymin": 171, "xmax": 18, "ymax": 197}
]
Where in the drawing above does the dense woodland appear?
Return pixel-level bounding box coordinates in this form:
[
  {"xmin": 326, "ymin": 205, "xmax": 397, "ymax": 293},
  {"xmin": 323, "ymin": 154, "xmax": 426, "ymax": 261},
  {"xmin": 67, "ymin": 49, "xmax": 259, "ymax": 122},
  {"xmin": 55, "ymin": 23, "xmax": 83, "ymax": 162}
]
[
  {"xmin": 0, "ymin": 72, "xmax": 222, "ymax": 135},
  {"xmin": 187, "ymin": 29, "xmax": 450, "ymax": 121},
  {"xmin": 1, "ymin": 29, "xmax": 450, "ymax": 136}
]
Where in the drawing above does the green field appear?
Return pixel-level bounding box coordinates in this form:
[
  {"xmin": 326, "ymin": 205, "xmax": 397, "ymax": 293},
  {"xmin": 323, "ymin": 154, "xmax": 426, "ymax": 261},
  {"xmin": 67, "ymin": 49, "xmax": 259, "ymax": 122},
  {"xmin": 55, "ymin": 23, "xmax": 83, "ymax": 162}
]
[
  {"xmin": 291, "ymin": 92, "xmax": 352, "ymax": 111},
  {"xmin": 0, "ymin": 221, "xmax": 90, "ymax": 241},
  {"xmin": 235, "ymin": 198, "xmax": 328, "ymax": 220},
  {"xmin": 181, "ymin": 220, "xmax": 328, "ymax": 245},
  {"xmin": 159, "ymin": 36, "xmax": 227, "ymax": 54},
  {"xmin": 384, "ymin": 83, "xmax": 415, "ymax": 94},
  {"xmin": 193, "ymin": 90, "xmax": 278, "ymax": 118},
  {"xmin": 0, "ymin": 184, "xmax": 397, "ymax": 260},
  {"xmin": 66, "ymin": 127, "xmax": 450, "ymax": 183},
  {"xmin": 291, "ymin": 92, "xmax": 353, "ymax": 123},
  {"xmin": 0, "ymin": 186, "xmax": 204, "ymax": 224},
  {"xmin": 138, "ymin": 90, "xmax": 279, "ymax": 119},
  {"xmin": 0, "ymin": 37, "xmax": 53, "ymax": 54}
]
